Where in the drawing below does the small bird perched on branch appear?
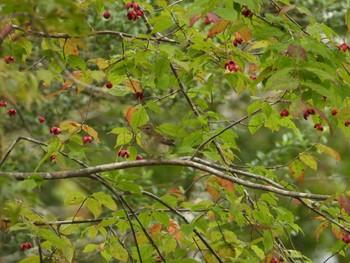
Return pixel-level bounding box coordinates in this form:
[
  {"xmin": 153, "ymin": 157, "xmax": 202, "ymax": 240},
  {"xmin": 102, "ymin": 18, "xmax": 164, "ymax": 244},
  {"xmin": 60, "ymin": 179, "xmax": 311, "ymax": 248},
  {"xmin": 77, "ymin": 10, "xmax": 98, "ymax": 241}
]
[{"xmin": 138, "ymin": 124, "xmax": 175, "ymax": 157}]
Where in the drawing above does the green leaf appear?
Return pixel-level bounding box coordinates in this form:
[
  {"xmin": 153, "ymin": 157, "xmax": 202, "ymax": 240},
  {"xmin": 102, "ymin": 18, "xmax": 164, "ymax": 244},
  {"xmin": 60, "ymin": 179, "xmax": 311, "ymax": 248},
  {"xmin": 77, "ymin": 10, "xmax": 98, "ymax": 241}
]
[
  {"xmin": 19, "ymin": 256, "xmax": 40, "ymax": 263},
  {"xmin": 109, "ymin": 127, "xmax": 133, "ymax": 147},
  {"xmin": 64, "ymin": 192, "xmax": 86, "ymax": 205},
  {"xmin": 158, "ymin": 123, "xmax": 187, "ymax": 137},
  {"xmin": 263, "ymin": 230, "xmax": 274, "ymax": 252},
  {"xmin": 117, "ymin": 181, "xmax": 142, "ymax": 195},
  {"xmin": 247, "ymin": 100, "xmax": 263, "ymax": 116},
  {"xmin": 265, "ymin": 68, "xmax": 299, "ymax": 90},
  {"xmin": 130, "ymin": 106, "xmax": 148, "ymax": 132},
  {"xmin": 92, "ymin": 192, "xmax": 117, "ymax": 210},
  {"xmin": 248, "ymin": 113, "xmax": 264, "ymax": 134},
  {"xmin": 83, "ymin": 244, "xmax": 98, "ymax": 253},
  {"xmin": 86, "ymin": 197, "xmax": 102, "ymax": 219},
  {"xmin": 153, "ymin": 211, "xmax": 170, "ymax": 227},
  {"xmin": 251, "ymin": 245, "xmax": 265, "ymax": 260}
]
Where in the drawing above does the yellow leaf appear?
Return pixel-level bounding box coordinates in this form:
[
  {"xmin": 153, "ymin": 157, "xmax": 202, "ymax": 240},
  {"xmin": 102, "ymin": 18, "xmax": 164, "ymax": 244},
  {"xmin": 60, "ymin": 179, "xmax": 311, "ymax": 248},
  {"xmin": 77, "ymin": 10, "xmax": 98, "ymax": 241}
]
[
  {"xmin": 82, "ymin": 124, "xmax": 101, "ymax": 143},
  {"xmin": 299, "ymin": 154, "xmax": 317, "ymax": 170}
]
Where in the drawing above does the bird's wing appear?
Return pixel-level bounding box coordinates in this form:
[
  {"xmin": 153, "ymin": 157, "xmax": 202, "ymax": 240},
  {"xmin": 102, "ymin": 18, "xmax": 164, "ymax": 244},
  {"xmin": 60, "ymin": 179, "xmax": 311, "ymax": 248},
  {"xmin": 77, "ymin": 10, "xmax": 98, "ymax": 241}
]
[{"xmin": 160, "ymin": 137, "xmax": 176, "ymax": 146}]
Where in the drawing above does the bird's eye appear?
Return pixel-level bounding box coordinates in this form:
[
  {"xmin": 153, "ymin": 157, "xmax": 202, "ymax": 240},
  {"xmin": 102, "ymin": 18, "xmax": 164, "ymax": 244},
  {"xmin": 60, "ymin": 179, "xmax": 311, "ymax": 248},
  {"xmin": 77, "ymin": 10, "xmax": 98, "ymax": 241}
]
[{"xmin": 146, "ymin": 127, "xmax": 150, "ymax": 130}]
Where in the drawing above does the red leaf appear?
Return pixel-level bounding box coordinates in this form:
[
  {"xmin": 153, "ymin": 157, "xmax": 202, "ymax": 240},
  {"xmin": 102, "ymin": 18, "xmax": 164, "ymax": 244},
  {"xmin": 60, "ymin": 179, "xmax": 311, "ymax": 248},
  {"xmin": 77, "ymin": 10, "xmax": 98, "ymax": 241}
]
[
  {"xmin": 287, "ymin": 45, "xmax": 306, "ymax": 60},
  {"xmin": 208, "ymin": 19, "xmax": 230, "ymax": 38},
  {"xmin": 189, "ymin": 14, "xmax": 201, "ymax": 27},
  {"xmin": 125, "ymin": 106, "xmax": 137, "ymax": 127},
  {"xmin": 339, "ymin": 194, "xmax": 350, "ymax": 215},
  {"xmin": 206, "ymin": 176, "xmax": 234, "ymax": 201},
  {"xmin": 206, "ymin": 12, "xmax": 220, "ymax": 23}
]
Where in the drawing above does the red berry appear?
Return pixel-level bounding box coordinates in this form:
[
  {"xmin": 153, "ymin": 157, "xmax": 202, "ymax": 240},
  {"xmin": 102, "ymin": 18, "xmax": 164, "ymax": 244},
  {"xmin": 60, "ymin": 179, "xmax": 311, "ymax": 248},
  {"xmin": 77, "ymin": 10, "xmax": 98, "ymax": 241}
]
[
  {"xmin": 7, "ymin": 108, "xmax": 16, "ymax": 117},
  {"xmin": 224, "ymin": 60, "xmax": 239, "ymax": 72},
  {"xmin": 38, "ymin": 116, "xmax": 45, "ymax": 123},
  {"xmin": 280, "ymin": 109, "xmax": 289, "ymax": 117},
  {"xmin": 4, "ymin": 55, "xmax": 15, "ymax": 64},
  {"xmin": 314, "ymin": 123, "xmax": 323, "ymax": 131},
  {"xmin": 20, "ymin": 242, "xmax": 32, "ymax": 251},
  {"xmin": 270, "ymin": 258, "xmax": 278, "ymax": 263},
  {"xmin": 236, "ymin": 37, "xmax": 243, "ymax": 44},
  {"xmin": 233, "ymin": 39, "xmax": 238, "ymax": 47},
  {"xmin": 50, "ymin": 126, "xmax": 61, "ymax": 135},
  {"xmin": 204, "ymin": 17, "xmax": 211, "ymax": 25},
  {"xmin": 136, "ymin": 9, "xmax": 144, "ymax": 17},
  {"xmin": 135, "ymin": 91, "xmax": 144, "ymax": 101},
  {"xmin": 345, "ymin": 121, "xmax": 350, "ymax": 127},
  {"xmin": 338, "ymin": 43, "xmax": 348, "ymax": 52},
  {"xmin": 136, "ymin": 154, "xmax": 143, "ymax": 160},
  {"xmin": 105, "ymin": 81, "xmax": 113, "ymax": 89},
  {"xmin": 50, "ymin": 154, "xmax": 56, "ymax": 161},
  {"xmin": 118, "ymin": 150, "xmax": 130, "ymax": 158},
  {"xmin": 103, "ymin": 10, "xmax": 111, "ymax": 19},
  {"xmin": 127, "ymin": 11, "xmax": 138, "ymax": 20},
  {"xmin": 242, "ymin": 7, "xmax": 253, "ymax": 18},
  {"xmin": 0, "ymin": 100, "xmax": 7, "ymax": 107},
  {"xmin": 132, "ymin": 2, "xmax": 140, "ymax": 11},
  {"xmin": 83, "ymin": 136, "xmax": 93, "ymax": 144},
  {"xmin": 307, "ymin": 109, "xmax": 315, "ymax": 115},
  {"xmin": 126, "ymin": 2, "xmax": 133, "ymax": 9},
  {"xmin": 331, "ymin": 109, "xmax": 338, "ymax": 116},
  {"xmin": 343, "ymin": 235, "xmax": 350, "ymax": 243},
  {"xmin": 249, "ymin": 75, "xmax": 257, "ymax": 80}
]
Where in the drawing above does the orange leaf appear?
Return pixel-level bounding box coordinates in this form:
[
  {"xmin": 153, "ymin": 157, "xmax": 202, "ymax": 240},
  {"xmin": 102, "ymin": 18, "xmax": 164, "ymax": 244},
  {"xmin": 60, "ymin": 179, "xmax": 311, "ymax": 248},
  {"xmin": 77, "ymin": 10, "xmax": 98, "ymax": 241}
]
[
  {"xmin": 126, "ymin": 80, "xmax": 141, "ymax": 93},
  {"xmin": 149, "ymin": 223, "xmax": 162, "ymax": 235},
  {"xmin": 289, "ymin": 160, "xmax": 305, "ymax": 186},
  {"xmin": 316, "ymin": 144, "xmax": 341, "ymax": 162},
  {"xmin": 206, "ymin": 176, "xmax": 221, "ymax": 201},
  {"xmin": 248, "ymin": 64, "xmax": 258, "ymax": 73},
  {"xmin": 168, "ymin": 219, "xmax": 183, "ymax": 240},
  {"xmin": 314, "ymin": 221, "xmax": 329, "ymax": 240},
  {"xmin": 206, "ymin": 176, "xmax": 234, "ymax": 201},
  {"xmin": 331, "ymin": 224, "xmax": 346, "ymax": 240},
  {"xmin": 60, "ymin": 38, "xmax": 79, "ymax": 55},
  {"xmin": 208, "ymin": 19, "xmax": 230, "ymax": 38},
  {"xmin": 125, "ymin": 106, "xmax": 137, "ymax": 126},
  {"xmin": 236, "ymin": 26, "xmax": 252, "ymax": 42}
]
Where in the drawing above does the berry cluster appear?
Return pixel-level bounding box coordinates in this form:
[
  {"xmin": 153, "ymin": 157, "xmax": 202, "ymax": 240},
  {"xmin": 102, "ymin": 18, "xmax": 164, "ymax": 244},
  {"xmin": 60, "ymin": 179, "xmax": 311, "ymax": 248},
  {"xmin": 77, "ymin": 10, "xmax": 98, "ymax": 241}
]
[
  {"xmin": 126, "ymin": 2, "xmax": 143, "ymax": 21},
  {"xmin": 20, "ymin": 242, "xmax": 32, "ymax": 251},
  {"xmin": 136, "ymin": 154, "xmax": 143, "ymax": 160},
  {"xmin": 303, "ymin": 108, "xmax": 315, "ymax": 120},
  {"xmin": 338, "ymin": 43, "xmax": 350, "ymax": 52},
  {"xmin": 242, "ymin": 7, "xmax": 253, "ymax": 18},
  {"xmin": 7, "ymin": 108, "xmax": 16, "ymax": 117},
  {"xmin": 224, "ymin": 60, "xmax": 239, "ymax": 72},
  {"xmin": 83, "ymin": 136, "xmax": 93, "ymax": 144},
  {"xmin": 118, "ymin": 149, "xmax": 130, "ymax": 158},
  {"xmin": 0, "ymin": 100, "xmax": 7, "ymax": 107},
  {"xmin": 280, "ymin": 109, "xmax": 289, "ymax": 117},
  {"xmin": 4, "ymin": 55, "xmax": 15, "ymax": 64},
  {"xmin": 233, "ymin": 37, "xmax": 243, "ymax": 47},
  {"xmin": 50, "ymin": 126, "xmax": 61, "ymax": 135}
]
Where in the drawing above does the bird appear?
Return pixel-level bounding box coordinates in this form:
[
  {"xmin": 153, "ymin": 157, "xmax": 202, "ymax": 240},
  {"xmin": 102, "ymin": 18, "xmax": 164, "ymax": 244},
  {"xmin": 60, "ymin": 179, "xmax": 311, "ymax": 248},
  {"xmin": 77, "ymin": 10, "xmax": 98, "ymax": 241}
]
[{"xmin": 138, "ymin": 124, "xmax": 175, "ymax": 157}]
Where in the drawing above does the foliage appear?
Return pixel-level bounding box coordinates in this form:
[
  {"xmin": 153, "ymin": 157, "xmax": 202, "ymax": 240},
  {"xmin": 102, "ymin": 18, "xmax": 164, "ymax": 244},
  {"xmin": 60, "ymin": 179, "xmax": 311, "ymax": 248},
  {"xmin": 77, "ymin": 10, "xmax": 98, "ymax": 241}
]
[{"xmin": 0, "ymin": 0, "xmax": 350, "ymax": 262}]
